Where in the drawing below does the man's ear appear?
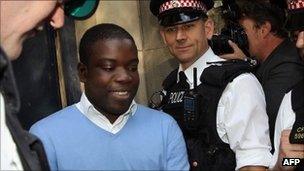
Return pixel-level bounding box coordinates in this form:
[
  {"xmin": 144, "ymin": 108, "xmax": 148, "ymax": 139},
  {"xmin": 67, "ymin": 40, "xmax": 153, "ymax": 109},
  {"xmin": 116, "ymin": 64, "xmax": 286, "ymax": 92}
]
[
  {"xmin": 260, "ymin": 21, "xmax": 271, "ymax": 38},
  {"xmin": 159, "ymin": 28, "xmax": 168, "ymax": 45},
  {"xmin": 78, "ymin": 62, "xmax": 87, "ymax": 83},
  {"xmin": 204, "ymin": 18, "xmax": 214, "ymax": 40}
]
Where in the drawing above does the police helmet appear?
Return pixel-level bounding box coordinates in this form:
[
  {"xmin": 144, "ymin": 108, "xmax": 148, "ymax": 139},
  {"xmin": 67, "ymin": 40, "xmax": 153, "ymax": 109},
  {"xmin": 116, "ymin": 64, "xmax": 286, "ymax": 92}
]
[
  {"xmin": 150, "ymin": 0, "xmax": 214, "ymax": 26},
  {"xmin": 285, "ymin": 0, "xmax": 304, "ymax": 31}
]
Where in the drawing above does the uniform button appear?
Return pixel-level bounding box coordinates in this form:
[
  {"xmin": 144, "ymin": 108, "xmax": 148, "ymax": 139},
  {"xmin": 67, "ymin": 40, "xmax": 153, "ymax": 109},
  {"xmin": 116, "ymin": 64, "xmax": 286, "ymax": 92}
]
[{"xmin": 192, "ymin": 161, "xmax": 198, "ymax": 167}]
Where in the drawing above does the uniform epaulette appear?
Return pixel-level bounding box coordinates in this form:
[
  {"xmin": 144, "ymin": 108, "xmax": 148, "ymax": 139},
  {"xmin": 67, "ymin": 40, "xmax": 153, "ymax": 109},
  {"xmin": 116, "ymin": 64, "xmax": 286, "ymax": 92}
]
[{"xmin": 201, "ymin": 59, "xmax": 255, "ymax": 87}]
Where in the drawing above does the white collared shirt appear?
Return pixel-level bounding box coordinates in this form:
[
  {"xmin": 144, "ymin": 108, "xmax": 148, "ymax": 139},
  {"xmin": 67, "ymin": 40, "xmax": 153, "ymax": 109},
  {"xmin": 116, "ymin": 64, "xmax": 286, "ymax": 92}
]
[
  {"xmin": 177, "ymin": 47, "xmax": 225, "ymax": 87},
  {"xmin": 178, "ymin": 47, "xmax": 272, "ymax": 170},
  {"xmin": 76, "ymin": 93, "xmax": 137, "ymax": 134},
  {"xmin": 0, "ymin": 93, "xmax": 24, "ymax": 170},
  {"xmin": 270, "ymin": 91, "xmax": 295, "ymax": 168}
]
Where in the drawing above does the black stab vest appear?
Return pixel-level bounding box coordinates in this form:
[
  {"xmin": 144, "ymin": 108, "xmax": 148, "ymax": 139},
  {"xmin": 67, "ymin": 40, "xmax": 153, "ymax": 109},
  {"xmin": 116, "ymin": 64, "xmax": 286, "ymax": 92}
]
[
  {"xmin": 290, "ymin": 79, "xmax": 304, "ymax": 170},
  {"xmin": 161, "ymin": 60, "xmax": 255, "ymax": 171}
]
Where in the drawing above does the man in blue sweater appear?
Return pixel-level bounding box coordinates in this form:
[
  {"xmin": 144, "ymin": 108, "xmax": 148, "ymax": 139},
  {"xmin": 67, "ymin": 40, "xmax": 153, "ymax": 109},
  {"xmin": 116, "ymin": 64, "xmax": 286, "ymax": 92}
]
[
  {"xmin": 30, "ymin": 23, "xmax": 189, "ymax": 171},
  {"xmin": 1, "ymin": 1, "xmax": 99, "ymax": 170}
]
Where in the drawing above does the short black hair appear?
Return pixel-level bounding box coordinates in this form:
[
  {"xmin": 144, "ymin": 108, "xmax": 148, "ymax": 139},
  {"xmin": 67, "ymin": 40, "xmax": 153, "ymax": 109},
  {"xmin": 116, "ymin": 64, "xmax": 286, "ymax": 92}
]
[
  {"xmin": 79, "ymin": 23, "xmax": 136, "ymax": 65},
  {"xmin": 239, "ymin": 0, "xmax": 288, "ymax": 38}
]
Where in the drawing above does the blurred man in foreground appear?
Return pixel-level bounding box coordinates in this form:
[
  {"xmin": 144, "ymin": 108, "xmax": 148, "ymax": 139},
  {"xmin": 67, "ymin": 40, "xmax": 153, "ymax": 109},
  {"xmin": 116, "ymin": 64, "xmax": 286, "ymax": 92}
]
[{"xmin": 0, "ymin": 1, "xmax": 98, "ymax": 170}]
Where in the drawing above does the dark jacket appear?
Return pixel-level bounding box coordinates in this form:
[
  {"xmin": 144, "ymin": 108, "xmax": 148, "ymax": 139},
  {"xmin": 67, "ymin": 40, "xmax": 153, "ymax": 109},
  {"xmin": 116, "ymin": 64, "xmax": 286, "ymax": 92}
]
[
  {"xmin": 0, "ymin": 47, "xmax": 50, "ymax": 171},
  {"xmin": 255, "ymin": 38, "xmax": 304, "ymax": 150}
]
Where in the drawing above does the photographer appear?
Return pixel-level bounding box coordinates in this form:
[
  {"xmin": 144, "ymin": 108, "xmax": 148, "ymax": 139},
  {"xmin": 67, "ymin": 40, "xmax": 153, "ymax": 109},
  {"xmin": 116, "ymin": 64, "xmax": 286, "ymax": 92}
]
[
  {"xmin": 150, "ymin": 0, "xmax": 272, "ymax": 170},
  {"xmin": 219, "ymin": 0, "xmax": 304, "ymax": 170}
]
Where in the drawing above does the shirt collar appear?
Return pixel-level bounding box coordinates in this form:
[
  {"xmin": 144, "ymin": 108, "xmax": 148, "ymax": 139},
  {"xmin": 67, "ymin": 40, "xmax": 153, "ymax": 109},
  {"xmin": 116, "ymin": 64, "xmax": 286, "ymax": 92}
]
[
  {"xmin": 177, "ymin": 47, "xmax": 225, "ymax": 87},
  {"xmin": 77, "ymin": 92, "xmax": 137, "ymax": 123}
]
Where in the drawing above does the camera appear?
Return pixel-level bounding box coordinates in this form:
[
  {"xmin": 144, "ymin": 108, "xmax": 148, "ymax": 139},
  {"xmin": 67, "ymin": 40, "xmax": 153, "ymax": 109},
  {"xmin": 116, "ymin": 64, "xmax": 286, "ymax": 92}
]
[{"xmin": 209, "ymin": 0, "xmax": 249, "ymax": 56}]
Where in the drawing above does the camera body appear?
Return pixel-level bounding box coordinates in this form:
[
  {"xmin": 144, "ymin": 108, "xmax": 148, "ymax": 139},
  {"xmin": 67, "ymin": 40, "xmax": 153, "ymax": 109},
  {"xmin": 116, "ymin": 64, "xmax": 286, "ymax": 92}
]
[
  {"xmin": 209, "ymin": 23, "xmax": 249, "ymax": 56},
  {"xmin": 209, "ymin": 0, "xmax": 249, "ymax": 56}
]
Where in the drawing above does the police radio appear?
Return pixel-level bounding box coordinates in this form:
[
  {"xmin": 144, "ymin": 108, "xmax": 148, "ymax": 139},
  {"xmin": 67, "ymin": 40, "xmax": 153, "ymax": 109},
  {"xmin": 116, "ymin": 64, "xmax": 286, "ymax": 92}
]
[{"xmin": 183, "ymin": 68, "xmax": 201, "ymax": 130}]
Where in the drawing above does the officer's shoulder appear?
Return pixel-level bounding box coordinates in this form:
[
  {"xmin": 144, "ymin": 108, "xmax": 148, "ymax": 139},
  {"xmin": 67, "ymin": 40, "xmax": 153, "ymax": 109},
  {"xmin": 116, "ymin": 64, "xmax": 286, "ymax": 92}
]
[
  {"xmin": 202, "ymin": 60, "xmax": 256, "ymax": 87},
  {"xmin": 221, "ymin": 73, "xmax": 263, "ymax": 99},
  {"xmin": 228, "ymin": 72, "xmax": 261, "ymax": 88}
]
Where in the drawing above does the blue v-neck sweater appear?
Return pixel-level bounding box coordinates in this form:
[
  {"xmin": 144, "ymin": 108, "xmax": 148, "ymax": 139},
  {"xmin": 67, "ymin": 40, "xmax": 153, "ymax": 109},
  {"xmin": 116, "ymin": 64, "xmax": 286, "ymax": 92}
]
[{"xmin": 30, "ymin": 104, "xmax": 189, "ymax": 170}]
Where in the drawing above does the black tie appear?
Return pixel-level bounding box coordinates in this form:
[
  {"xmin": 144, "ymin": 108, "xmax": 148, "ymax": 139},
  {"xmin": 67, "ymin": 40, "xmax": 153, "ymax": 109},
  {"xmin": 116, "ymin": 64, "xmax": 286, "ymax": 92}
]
[{"xmin": 178, "ymin": 71, "xmax": 189, "ymax": 89}]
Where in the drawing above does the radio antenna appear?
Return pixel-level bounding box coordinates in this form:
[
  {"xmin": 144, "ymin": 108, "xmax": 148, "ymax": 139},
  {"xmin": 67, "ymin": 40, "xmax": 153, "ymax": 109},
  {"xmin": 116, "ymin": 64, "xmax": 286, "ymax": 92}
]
[{"xmin": 193, "ymin": 67, "xmax": 197, "ymax": 91}]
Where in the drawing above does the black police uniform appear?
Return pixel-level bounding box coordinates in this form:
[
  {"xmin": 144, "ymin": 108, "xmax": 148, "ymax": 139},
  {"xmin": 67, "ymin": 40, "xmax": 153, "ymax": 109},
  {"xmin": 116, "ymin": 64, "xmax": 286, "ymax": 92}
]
[
  {"xmin": 289, "ymin": 80, "xmax": 304, "ymax": 170},
  {"xmin": 284, "ymin": 1, "xmax": 304, "ymax": 169},
  {"xmin": 161, "ymin": 60, "xmax": 256, "ymax": 171},
  {"xmin": 274, "ymin": 79, "xmax": 304, "ymax": 170},
  {"xmin": 0, "ymin": 47, "xmax": 50, "ymax": 171},
  {"xmin": 150, "ymin": 1, "xmax": 262, "ymax": 170}
]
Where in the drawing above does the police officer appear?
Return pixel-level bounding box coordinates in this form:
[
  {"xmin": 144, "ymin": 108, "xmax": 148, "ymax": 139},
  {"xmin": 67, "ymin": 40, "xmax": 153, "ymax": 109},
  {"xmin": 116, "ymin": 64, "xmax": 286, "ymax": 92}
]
[
  {"xmin": 271, "ymin": 0, "xmax": 304, "ymax": 170},
  {"xmin": 0, "ymin": 1, "xmax": 98, "ymax": 170},
  {"xmin": 150, "ymin": 0, "xmax": 272, "ymax": 170}
]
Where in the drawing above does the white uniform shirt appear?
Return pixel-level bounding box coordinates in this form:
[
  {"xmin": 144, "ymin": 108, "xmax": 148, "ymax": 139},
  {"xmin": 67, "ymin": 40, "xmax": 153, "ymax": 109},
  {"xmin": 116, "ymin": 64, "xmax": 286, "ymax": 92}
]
[
  {"xmin": 270, "ymin": 91, "xmax": 295, "ymax": 168},
  {"xmin": 0, "ymin": 93, "xmax": 24, "ymax": 170},
  {"xmin": 75, "ymin": 93, "xmax": 137, "ymax": 134},
  {"xmin": 177, "ymin": 48, "xmax": 272, "ymax": 170}
]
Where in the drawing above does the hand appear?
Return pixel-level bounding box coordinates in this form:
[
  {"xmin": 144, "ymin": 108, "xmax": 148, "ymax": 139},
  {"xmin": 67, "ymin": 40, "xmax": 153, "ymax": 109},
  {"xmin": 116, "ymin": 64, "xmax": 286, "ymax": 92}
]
[
  {"xmin": 239, "ymin": 166, "xmax": 267, "ymax": 171},
  {"xmin": 275, "ymin": 129, "xmax": 304, "ymax": 171},
  {"xmin": 280, "ymin": 129, "xmax": 304, "ymax": 159},
  {"xmin": 296, "ymin": 31, "xmax": 304, "ymax": 49},
  {"xmin": 219, "ymin": 40, "xmax": 247, "ymax": 60}
]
